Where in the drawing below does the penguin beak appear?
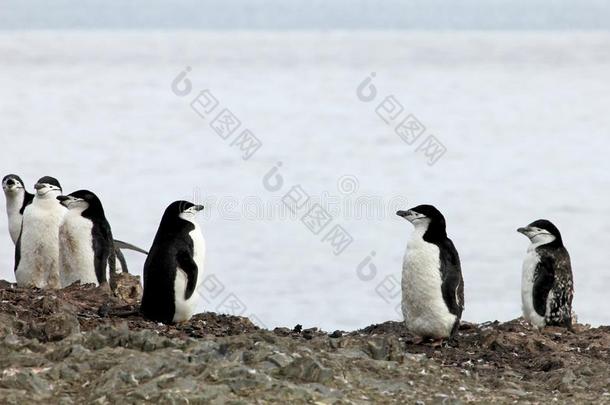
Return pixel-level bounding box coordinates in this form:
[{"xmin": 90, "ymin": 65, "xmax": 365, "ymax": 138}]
[
  {"xmin": 194, "ymin": 205, "xmax": 204, "ymax": 212},
  {"xmin": 396, "ymin": 210, "xmax": 411, "ymax": 218},
  {"xmin": 34, "ymin": 183, "xmax": 44, "ymax": 191},
  {"xmin": 517, "ymin": 227, "xmax": 530, "ymax": 234},
  {"xmin": 57, "ymin": 195, "xmax": 70, "ymax": 207}
]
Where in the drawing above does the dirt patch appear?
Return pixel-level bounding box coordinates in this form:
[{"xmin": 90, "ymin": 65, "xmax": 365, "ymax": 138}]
[{"xmin": 0, "ymin": 279, "xmax": 607, "ymax": 404}]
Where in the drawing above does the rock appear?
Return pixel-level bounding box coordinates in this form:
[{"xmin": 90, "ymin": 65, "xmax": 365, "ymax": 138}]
[
  {"xmin": 43, "ymin": 313, "xmax": 81, "ymax": 341},
  {"xmin": 25, "ymin": 312, "xmax": 80, "ymax": 342},
  {"xmin": 266, "ymin": 352, "xmax": 293, "ymax": 368},
  {"xmin": 280, "ymin": 357, "xmax": 332, "ymax": 384},
  {"xmin": 367, "ymin": 338, "xmax": 389, "ymax": 360},
  {"xmin": 0, "ymin": 370, "xmax": 52, "ymax": 397},
  {"xmin": 111, "ymin": 273, "xmax": 143, "ymax": 305},
  {"xmin": 0, "ymin": 282, "xmax": 608, "ymax": 403},
  {"xmin": 273, "ymin": 327, "xmax": 291, "ymax": 336},
  {"xmin": 302, "ymin": 328, "xmax": 317, "ymax": 340},
  {"xmin": 501, "ymin": 388, "xmax": 527, "ymax": 397}
]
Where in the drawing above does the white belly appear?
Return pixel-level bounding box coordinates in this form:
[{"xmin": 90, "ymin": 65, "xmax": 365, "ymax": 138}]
[
  {"xmin": 16, "ymin": 201, "xmax": 65, "ymax": 289},
  {"xmin": 173, "ymin": 226, "xmax": 206, "ymax": 323},
  {"xmin": 7, "ymin": 204, "xmax": 23, "ymax": 245},
  {"xmin": 521, "ymin": 247, "xmax": 547, "ymax": 328},
  {"xmin": 402, "ymin": 234, "xmax": 456, "ymax": 339},
  {"xmin": 59, "ymin": 212, "xmax": 98, "ymax": 287}
]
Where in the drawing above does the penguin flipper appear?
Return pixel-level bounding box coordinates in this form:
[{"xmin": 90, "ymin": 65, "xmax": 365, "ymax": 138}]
[
  {"xmin": 439, "ymin": 239, "xmax": 464, "ymax": 318},
  {"xmin": 14, "ymin": 232, "xmax": 21, "ymax": 272},
  {"xmin": 532, "ymin": 255, "xmax": 555, "ymax": 319},
  {"xmin": 20, "ymin": 192, "xmax": 34, "ymax": 215},
  {"xmin": 92, "ymin": 224, "xmax": 112, "ymax": 285},
  {"xmin": 113, "ymin": 239, "xmax": 148, "ymax": 255},
  {"xmin": 545, "ymin": 250, "xmax": 574, "ymax": 327},
  {"xmin": 176, "ymin": 250, "xmax": 198, "ymax": 300}
]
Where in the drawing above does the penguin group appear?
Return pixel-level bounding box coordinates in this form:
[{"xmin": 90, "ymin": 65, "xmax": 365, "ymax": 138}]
[
  {"xmin": 2, "ymin": 174, "xmax": 206, "ymax": 325},
  {"xmin": 3, "ymin": 175, "xmax": 138, "ymax": 288},
  {"xmin": 397, "ymin": 204, "xmax": 574, "ymax": 345},
  {"xmin": 3, "ymin": 174, "xmax": 576, "ymax": 341}
]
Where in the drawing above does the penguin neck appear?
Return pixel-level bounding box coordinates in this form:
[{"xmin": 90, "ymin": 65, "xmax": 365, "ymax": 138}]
[
  {"xmin": 414, "ymin": 220, "xmax": 447, "ymax": 244},
  {"xmin": 33, "ymin": 192, "xmax": 63, "ymax": 210},
  {"xmin": 5, "ymin": 191, "xmax": 24, "ymax": 215},
  {"xmin": 529, "ymin": 234, "xmax": 559, "ymax": 250}
]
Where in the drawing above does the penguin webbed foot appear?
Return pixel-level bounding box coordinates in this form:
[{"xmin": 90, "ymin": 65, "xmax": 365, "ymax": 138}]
[
  {"xmin": 410, "ymin": 336, "xmax": 425, "ymax": 345},
  {"xmin": 427, "ymin": 338, "xmax": 447, "ymax": 348},
  {"xmin": 410, "ymin": 336, "xmax": 455, "ymax": 348}
]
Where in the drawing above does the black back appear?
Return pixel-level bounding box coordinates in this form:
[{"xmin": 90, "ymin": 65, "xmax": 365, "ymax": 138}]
[
  {"xmin": 3, "ymin": 174, "xmax": 34, "ymax": 214},
  {"xmin": 411, "ymin": 204, "xmax": 464, "ymax": 335},
  {"xmin": 67, "ymin": 190, "xmax": 115, "ymax": 284},
  {"xmin": 529, "ymin": 220, "xmax": 573, "ymax": 327},
  {"xmin": 141, "ymin": 201, "xmax": 199, "ymax": 324}
]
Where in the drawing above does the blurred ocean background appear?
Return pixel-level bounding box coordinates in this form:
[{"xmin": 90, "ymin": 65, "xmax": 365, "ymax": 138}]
[{"xmin": 1, "ymin": 2, "xmax": 609, "ymax": 330}]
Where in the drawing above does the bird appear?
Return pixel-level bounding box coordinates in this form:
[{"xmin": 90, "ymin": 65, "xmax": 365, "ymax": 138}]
[
  {"xmin": 15, "ymin": 176, "xmax": 66, "ymax": 289},
  {"xmin": 3, "ymin": 173, "xmax": 147, "ymax": 278},
  {"xmin": 2, "ymin": 174, "xmax": 34, "ymax": 244},
  {"xmin": 57, "ymin": 190, "xmax": 117, "ymax": 288},
  {"xmin": 141, "ymin": 201, "xmax": 205, "ymax": 324},
  {"xmin": 397, "ymin": 204, "xmax": 464, "ymax": 344},
  {"xmin": 517, "ymin": 219, "xmax": 574, "ymax": 329}
]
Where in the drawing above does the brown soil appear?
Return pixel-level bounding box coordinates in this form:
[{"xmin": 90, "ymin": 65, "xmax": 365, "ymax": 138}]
[{"xmin": 0, "ymin": 278, "xmax": 607, "ymax": 404}]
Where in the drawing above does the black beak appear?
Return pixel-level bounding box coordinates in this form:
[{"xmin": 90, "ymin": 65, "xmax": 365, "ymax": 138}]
[
  {"xmin": 57, "ymin": 195, "xmax": 70, "ymax": 202},
  {"xmin": 517, "ymin": 227, "xmax": 528, "ymax": 234},
  {"xmin": 6, "ymin": 180, "xmax": 14, "ymax": 186},
  {"xmin": 34, "ymin": 183, "xmax": 44, "ymax": 190},
  {"xmin": 194, "ymin": 204, "xmax": 204, "ymax": 211},
  {"xmin": 396, "ymin": 210, "xmax": 410, "ymax": 218}
]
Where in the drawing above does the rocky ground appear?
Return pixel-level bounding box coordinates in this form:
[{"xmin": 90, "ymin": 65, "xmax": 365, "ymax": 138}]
[{"xmin": 0, "ymin": 278, "xmax": 607, "ymax": 404}]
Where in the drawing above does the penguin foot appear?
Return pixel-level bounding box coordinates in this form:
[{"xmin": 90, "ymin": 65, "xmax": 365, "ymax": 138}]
[
  {"xmin": 427, "ymin": 339, "xmax": 445, "ymax": 348},
  {"xmin": 410, "ymin": 336, "xmax": 425, "ymax": 345},
  {"xmin": 410, "ymin": 337, "xmax": 446, "ymax": 347}
]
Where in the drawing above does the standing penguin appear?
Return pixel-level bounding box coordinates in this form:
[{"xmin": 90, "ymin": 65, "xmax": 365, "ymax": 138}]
[
  {"xmin": 141, "ymin": 201, "xmax": 205, "ymax": 324},
  {"xmin": 15, "ymin": 176, "xmax": 66, "ymax": 289},
  {"xmin": 517, "ymin": 220, "xmax": 574, "ymax": 329},
  {"xmin": 57, "ymin": 190, "xmax": 117, "ymax": 288},
  {"xmin": 397, "ymin": 205, "xmax": 464, "ymax": 344},
  {"xmin": 2, "ymin": 174, "xmax": 34, "ymax": 244}
]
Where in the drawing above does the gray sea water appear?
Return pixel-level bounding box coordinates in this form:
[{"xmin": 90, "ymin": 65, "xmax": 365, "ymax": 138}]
[{"xmin": 1, "ymin": 31, "xmax": 609, "ymax": 330}]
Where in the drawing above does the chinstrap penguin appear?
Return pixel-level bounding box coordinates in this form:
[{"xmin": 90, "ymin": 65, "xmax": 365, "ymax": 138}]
[
  {"xmin": 57, "ymin": 190, "xmax": 117, "ymax": 288},
  {"xmin": 2, "ymin": 174, "xmax": 34, "ymax": 244},
  {"xmin": 141, "ymin": 201, "xmax": 205, "ymax": 324},
  {"xmin": 15, "ymin": 176, "xmax": 66, "ymax": 289},
  {"xmin": 518, "ymin": 220, "xmax": 574, "ymax": 329},
  {"xmin": 397, "ymin": 205, "xmax": 464, "ymax": 344}
]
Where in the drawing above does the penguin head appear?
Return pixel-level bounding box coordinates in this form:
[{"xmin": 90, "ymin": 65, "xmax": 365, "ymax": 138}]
[
  {"xmin": 518, "ymin": 219, "xmax": 563, "ymax": 245},
  {"xmin": 34, "ymin": 176, "xmax": 62, "ymax": 199},
  {"xmin": 397, "ymin": 204, "xmax": 445, "ymax": 226},
  {"xmin": 178, "ymin": 201, "xmax": 205, "ymax": 224},
  {"xmin": 2, "ymin": 174, "xmax": 26, "ymax": 195},
  {"xmin": 397, "ymin": 204, "xmax": 447, "ymax": 239},
  {"xmin": 57, "ymin": 190, "xmax": 103, "ymax": 216},
  {"xmin": 161, "ymin": 200, "xmax": 204, "ymax": 226}
]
